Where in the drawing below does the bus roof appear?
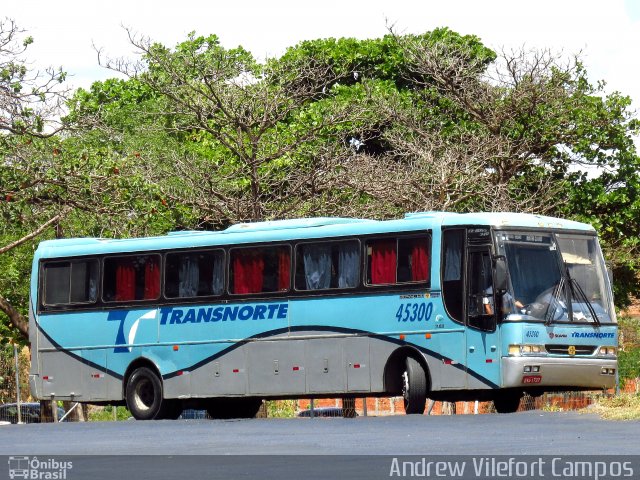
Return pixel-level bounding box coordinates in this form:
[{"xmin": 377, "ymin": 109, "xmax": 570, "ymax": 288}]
[{"xmin": 35, "ymin": 211, "xmax": 595, "ymax": 259}]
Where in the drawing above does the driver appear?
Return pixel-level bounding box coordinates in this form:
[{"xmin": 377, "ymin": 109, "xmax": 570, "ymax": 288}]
[{"xmin": 484, "ymin": 286, "xmax": 524, "ymax": 315}]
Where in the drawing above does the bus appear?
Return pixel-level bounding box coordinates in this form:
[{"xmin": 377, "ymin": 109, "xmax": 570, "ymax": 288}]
[{"xmin": 28, "ymin": 212, "xmax": 618, "ymax": 419}]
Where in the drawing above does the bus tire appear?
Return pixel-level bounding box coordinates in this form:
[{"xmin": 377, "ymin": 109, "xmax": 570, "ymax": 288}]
[
  {"xmin": 493, "ymin": 392, "xmax": 522, "ymax": 413},
  {"xmin": 126, "ymin": 367, "xmax": 165, "ymax": 420},
  {"xmin": 402, "ymin": 357, "xmax": 427, "ymax": 414}
]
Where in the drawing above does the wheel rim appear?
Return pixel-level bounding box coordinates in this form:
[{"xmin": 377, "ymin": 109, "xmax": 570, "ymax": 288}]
[
  {"xmin": 134, "ymin": 377, "xmax": 155, "ymax": 412},
  {"xmin": 402, "ymin": 370, "xmax": 410, "ymax": 403}
]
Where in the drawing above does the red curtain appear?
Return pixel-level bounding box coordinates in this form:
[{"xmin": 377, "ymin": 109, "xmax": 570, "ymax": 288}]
[
  {"xmin": 144, "ymin": 257, "xmax": 161, "ymax": 299},
  {"xmin": 371, "ymin": 240, "xmax": 396, "ymax": 285},
  {"xmin": 411, "ymin": 240, "xmax": 429, "ymax": 282},
  {"xmin": 115, "ymin": 260, "xmax": 136, "ymax": 301},
  {"xmin": 233, "ymin": 252, "xmax": 264, "ymax": 294},
  {"xmin": 278, "ymin": 250, "xmax": 290, "ymax": 291}
]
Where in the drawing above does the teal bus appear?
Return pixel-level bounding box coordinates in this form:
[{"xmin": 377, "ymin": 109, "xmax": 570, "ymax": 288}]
[{"xmin": 28, "ymin": 212, "xmax": 618, "ymax": 419}]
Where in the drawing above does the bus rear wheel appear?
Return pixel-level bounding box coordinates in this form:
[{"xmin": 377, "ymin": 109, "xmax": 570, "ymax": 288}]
[
  {"xmin": 402, "ymin": 357, "xmax": 427, "ymax": 415},
  {"xmin": 126, "ymin": 366, "xmax": 170, "ymax": 420}
]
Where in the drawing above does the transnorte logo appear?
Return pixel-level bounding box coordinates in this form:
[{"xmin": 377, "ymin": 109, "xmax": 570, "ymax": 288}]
[
  {"xmin": 108, "ymin": 304, "xmax": 288, "ymax": 352},
  {"xmin": 159, "ymin": 304, "xmax": 288, "ymax": 325},
  {"xmin": 570, "ymin": 332, "xmax": 615, "ymax": 339}
]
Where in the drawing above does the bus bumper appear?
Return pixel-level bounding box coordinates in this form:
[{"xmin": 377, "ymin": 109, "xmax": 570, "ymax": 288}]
[{"xmin": 501, "ymin": 357, "xmax": 617, "ymax": 390}]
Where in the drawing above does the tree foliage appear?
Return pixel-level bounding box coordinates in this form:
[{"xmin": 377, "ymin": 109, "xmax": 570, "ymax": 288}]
[
  {"xmin": 0, "ymin": 23, "xmax": 170, "ymax": 342},
  {"xmin": 0, "ymin": 18, "xmax": 66, "ymax": 138},
  {"xmin": 93, "ymin": 31, "xmax": 376, "ymax": 226}
]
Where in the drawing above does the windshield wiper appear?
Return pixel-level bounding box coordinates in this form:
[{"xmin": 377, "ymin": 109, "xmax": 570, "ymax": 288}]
[
  {"xmin": 544, "ymin": 277, "xmax": 565, "ymax": 326},
  {"xmin": 568, "ymin": 275, "xmax": 601, "ymax": 326}
]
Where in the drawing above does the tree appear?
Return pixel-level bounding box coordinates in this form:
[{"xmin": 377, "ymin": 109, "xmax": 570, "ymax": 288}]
[
  {"xmin": 0, "ymin": 22, "xmax": 173, "ymax": 342},
  {"xmin": 269, "ymin": 30, "xmax": 566, "ymax": 216},
  {"xmin": 0, "ymin": 19, "xmax": 67, "ymax": 138},
  {"xmin": 0, "ymin": 19, "xmax": 68, "ymax": 341},
  {"xmin": 94, "ymin": 31, "xmax": 371, "ymax": 227}
]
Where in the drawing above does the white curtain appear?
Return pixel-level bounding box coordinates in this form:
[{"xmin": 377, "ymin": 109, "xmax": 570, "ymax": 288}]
[
  {"xmin": 211, "ymin": 254, "xmax": 224, "ymax": 295},
  {"xmin": 303, "ymin": 245, "xmax": 332, "ymax": 290},
  {"xmin": 179, "ymin": 255, "xmax": 199, "ymax": 297},
  {"xmin": 338, "ymin": 242, "xmax": 359, "ymax": 288}
]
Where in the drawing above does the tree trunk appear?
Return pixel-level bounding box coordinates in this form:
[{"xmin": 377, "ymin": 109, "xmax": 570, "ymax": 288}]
[
  {"xmin": 40, "ymin": 400, "xmax": 54, "ymax": 423},
  {"xmin": 0, "ymin": 294, "xmax": 28, "ymax": 340}
]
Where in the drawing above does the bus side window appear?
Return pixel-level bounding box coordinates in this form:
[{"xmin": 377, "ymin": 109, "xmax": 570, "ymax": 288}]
[
  {"xmin": 42, "ymin": 259, "xmax": 98, "ymax": 306},
  {"xmin": 165, "ymin": 250, "xmax": 225, "ymax": 298},
  {"xmin": 103, "ymin": 255, "xmax": 161, "ymax": 302},
  {"xmin": 442, "ymin": 229, "xmax": 464, "ymax": 323},
  {"xmin": 398, "ymin": 237, "xmax": 429, "ymax": 283},
  {"xmin": 229, "ymin": 246, "xmax": 290, "ymax": 295},
  {"xmin": 467, "ymin": 250, "xmax": 494, "ymax": 331},
  {"xmin": 295, "ymin": 240, "xmax": 360, "ymax": 291},
  {"xmin": 366, "ymin": 235, "xmax": 430, "ymax": 286}
]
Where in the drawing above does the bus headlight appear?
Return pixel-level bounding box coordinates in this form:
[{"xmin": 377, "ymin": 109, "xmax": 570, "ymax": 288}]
[
  {"xmin": 508, "ymin": 344, "xmax": 547, "ymax": 356},
  {"xmin": 597, "ymin": 346, "xmax": 617, "ymax": 357}
]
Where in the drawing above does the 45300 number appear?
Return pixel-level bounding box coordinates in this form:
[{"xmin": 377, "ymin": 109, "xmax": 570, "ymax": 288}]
[{"xmin": 395, "ymin": 303, "xmax": 433, "ymax": 322}]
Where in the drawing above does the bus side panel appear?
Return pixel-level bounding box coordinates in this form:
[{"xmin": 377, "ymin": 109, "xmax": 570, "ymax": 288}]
[
  {"xmin": 81, "ymin": 349, "xmax": 108, "ymax": 400},
  {"xmin": 304, "ymin": 338, "xmax": 346, "ymax": 394},
  {"xmin": 181, "ymin": 343, "xmax": 245, "ymax": 397},
  {"xmin": 39, "ymin": 350, "xmax": 85, "ymax": 400},
  {"xmin": 431, "ymin": 330, "xmax": 467, "ymax": 389},
  {"xmin": 33, "ymin": 323, "xmax": 114, "ymax": 402},
  {"xmin": 248, "ymin": 339, "xmax": 306, "ymax": 395},
  {"xmin": 344, "ymin": 337, "xmax": 371, "ymax": 391}
]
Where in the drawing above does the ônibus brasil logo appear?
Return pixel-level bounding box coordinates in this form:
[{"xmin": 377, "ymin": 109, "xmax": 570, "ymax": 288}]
[{"xmin": 8, "ymin": 456, "xmax": 72, "ymax": 479}]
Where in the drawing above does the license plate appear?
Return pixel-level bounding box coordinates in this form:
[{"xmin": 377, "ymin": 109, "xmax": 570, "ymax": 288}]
[{"xmin": 522, "ymin": 375, "xmax": 542, "ymax": 384}]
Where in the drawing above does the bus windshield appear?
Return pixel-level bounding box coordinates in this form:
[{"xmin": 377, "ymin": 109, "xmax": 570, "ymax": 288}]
[{"xmin": 496, "ymin": 232, "xmax": 614, "ymax": 324}]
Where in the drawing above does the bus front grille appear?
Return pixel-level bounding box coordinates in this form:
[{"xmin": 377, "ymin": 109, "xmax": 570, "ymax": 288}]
[{"xmin": 545, "ymin": 344, "xmax": 597, "ymax": 356}]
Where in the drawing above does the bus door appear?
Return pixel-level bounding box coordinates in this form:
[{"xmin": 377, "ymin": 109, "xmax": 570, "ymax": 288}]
[{"xmin": 464, "ymin": 229, "xmax": 501, "ymax": 389}]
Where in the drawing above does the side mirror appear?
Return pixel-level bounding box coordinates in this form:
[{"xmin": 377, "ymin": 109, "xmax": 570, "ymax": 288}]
[{"xmin": 493, "ymin": 255, "xmax": 508, "ymax": 294}]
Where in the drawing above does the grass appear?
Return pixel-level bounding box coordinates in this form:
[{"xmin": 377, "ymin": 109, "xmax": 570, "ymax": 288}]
[
  {"xmin": 89, "ymin": 405, "xmax": 132, "ymax": 421},
  {"xmin": 587, "ymin": 393, "xmax": 640, "ymax": 420},
  {"xmin": 265, "ymin": 400, "xmax": 297, "ymax": 418},
  {"xmin": 541, "ymin": 403, "xmax": 564, "ymax": 412}
]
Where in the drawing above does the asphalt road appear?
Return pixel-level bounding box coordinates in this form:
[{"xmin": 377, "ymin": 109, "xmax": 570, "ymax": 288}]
[{"xmin": 1, "ymin": 410, "xmax": 639, "ymax": 456}]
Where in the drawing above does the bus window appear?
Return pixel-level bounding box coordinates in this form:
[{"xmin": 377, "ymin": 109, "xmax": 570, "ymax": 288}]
[
  {"xmin": 165, "ymin": 250, "xmax": 225, "ymax": 298},
  {"xmin": 103, "ymin": 255, "xmax": 161, "ymax": 302},
  {"xmin": 467, "ymin": 250, "xmax": 494, "ymax": 331},
  {"xmin": 442, "ymin": 229, "xmax": 465, "ymax": 323},
  {"xmin": 42, "ymin": 259, "xmax": 98, "ymax": 306},
  {"xmin": 295, "ymin": 240, "xmax": 360, "ymax": 291},
  {"xmin": 366, "ymin": 235, "xmax": 430, "ymax": 286},
  {"xmin": 229, "ymin": 246, "xmax": 290, "ymax": 295},
  {"xmin": 398, "ymin": 237, "xmax": 429, "ymax": 283}
]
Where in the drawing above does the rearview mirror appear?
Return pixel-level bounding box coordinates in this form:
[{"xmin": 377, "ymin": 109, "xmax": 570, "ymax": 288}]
[{"xmin": 493, "ymin": 255, "xmax": 508, "ymax": 294}]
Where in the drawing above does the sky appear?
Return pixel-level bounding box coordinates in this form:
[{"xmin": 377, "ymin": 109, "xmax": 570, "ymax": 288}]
[{"xmin": 5, "ymin": 0, "xmax": 640, "ymax": 113}]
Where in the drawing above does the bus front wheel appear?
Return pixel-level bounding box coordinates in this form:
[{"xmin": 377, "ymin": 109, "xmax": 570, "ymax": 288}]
[
  {"xmin": 402, "ymin": 357, "xmax": 427, "ymax": 415},
  {"xmin": 126, "ymin": 366, "xmax": 168, "ymax": 420}
]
